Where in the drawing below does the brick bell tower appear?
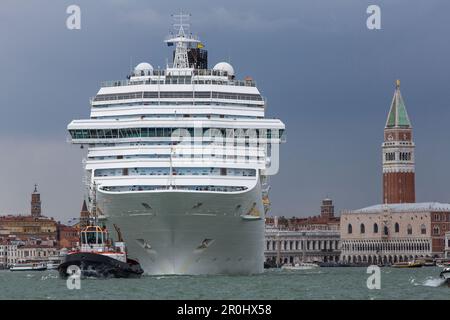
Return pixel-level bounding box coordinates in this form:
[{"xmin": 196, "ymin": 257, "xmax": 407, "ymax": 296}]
[
  {"xmin": 382, "ymin": 80, "xmax": 415, "ymax": 204},
  {"xmin": 31, "ymin": 184, "xmax": 42, "ymax": 217}
]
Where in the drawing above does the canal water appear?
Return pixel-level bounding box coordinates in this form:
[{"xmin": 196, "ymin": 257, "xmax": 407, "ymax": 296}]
[{"xmin": 0, "ymin": 267, "xmax": 448, "ymax": 300}]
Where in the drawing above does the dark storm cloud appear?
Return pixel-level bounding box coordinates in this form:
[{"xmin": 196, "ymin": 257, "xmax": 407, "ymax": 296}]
[{"xmin": 0, "ymin": 0, "xmax": 449, "ymax": 220}]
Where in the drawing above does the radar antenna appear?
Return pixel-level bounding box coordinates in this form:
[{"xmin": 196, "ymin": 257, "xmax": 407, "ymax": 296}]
[{"xmin": 172, "ymin": 11, "xmax": 190, "ymax": 37}]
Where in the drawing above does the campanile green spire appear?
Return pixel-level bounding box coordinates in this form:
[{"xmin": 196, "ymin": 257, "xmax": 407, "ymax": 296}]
[{"xmin": 385, "ymin": 80, "xmax": 412, "ymax": 128}]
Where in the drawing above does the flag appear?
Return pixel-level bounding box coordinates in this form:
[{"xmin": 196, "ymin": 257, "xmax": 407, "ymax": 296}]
[{"xmin": 197, "ymin": 42, "xmax": 204, "ymax": 49}]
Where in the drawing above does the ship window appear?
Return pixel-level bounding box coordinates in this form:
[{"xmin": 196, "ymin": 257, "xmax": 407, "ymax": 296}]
[{"xmin": 86, "ymin": 232, "xmax": 97, "ymax": 244}]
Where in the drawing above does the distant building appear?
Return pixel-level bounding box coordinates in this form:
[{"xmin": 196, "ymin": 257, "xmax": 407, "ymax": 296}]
[
  {"xmin": 431, "ymin": 211, "xmax": 450, "ymax": 254},
  {"xmin": 31, "ymin": 184, "xmax": 42, "ymax": 217},
  {"xmin": 0, "ymin": 185, "xmax": 77, "ymax": 267},
  {"xmin": 56, "ymin": 223, "xmax": 78, "ymax": 250},
  {"xmin": 340, "ymin": 203, "xmax": 438, "ymax": 264},
  {"xmin": 0, "ymin": 186, "xmax": 58, "ymax": 243},
  {"xmin": 265, "ymin": 227, "xmax": 340, "ymax": 265},
  {"xmin": 266, "ymin": 198, "xmax": 340, "ymax": 231},
  {"xmin": 340, "ymin": 81, "xmax": 450, "ymax": 263},
  {"xmin": 0, "ymin": 242, "xmax": 6, "ymax": 268},
  {"xmin": 382, "ymin": 80, "xmax": 415, "ymax": 204},
  {"xmin": 264, "ymin": 198, "xmax": 341, "ymax": 264},
  {"xmin": 79, "ymin": 200, "xmax": 90, "ymax": 229},
  {"xmin": 444, "ymin": 232, "xmax": 450, "ymax": 259},
  {"xmin": 11, "ymin": 245, "xmax": 59, "ymax": 265}
]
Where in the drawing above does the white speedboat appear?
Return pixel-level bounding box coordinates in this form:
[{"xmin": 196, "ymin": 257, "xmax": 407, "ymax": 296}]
[
  {"xmin": 10, "ymin": 263, "xmax": 47, "ymax": 271},
  {"xmin": 281, "ymin": 263, "xmax": 319, "ymax": 271},
  {"xmin": 436, "ymin": 260, "xmax": 450, "ymax": 268},
  {"xmin": 46, "ymin": 262, "xmax": 60, "ymax": 270},
  {"xmin": 440, "ymin": 267, "xmax": 450, "ymax": 282}
]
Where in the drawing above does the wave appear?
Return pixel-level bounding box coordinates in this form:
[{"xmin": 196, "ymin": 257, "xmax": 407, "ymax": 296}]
[{"xmin": 411, "ymin": 276, "xmax": 446, "ymax": 287}]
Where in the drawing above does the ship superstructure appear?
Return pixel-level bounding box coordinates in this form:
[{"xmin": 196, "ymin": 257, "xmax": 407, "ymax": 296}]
[{"xmin": 67, "ymin": 14, "xmax": 285, "ymax": 274}]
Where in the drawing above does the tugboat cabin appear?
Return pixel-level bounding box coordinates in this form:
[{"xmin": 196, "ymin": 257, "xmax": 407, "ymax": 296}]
[
  {"xmin": 79, "ymin": 225, "xmax": 127, "ymax": 262},
  {"xmin": 81, "ymin": 226, "xmax": 110, "ymax": 252}
]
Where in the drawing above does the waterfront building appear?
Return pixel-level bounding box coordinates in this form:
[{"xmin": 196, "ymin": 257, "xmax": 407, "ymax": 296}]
[
  {"xmin": 6, "ymin": 243, "xmax": 18, "ymax": 266},
  {"xmin": 431, "ymin": 211, "xmax": 450, "ymax": 254},
  {"xmin": 264, "ymin": 199, "xmax": 341, "ymax": 264},
  {"xmin": 56, "ymin": 223, "xmax": 79, "ymax": 249},
  {"xmin": 340, "ymin": 81, "xmax": 450, "ymax": 263},
  {"xmin": 444, "ymin": 232, "xmax": 450, "ymax": 259},
  {"xmin": 340, "ymin": 203, "xmax": 438, "ymax": 264},
  {"xmin": 3, "ymin": 242, "xmax": 59, "ymax": 266},
  {"xmin": 265, "ymin": 226, "xmax": 340, "ymax": 265},
  {"xmin": 0, "ymin": 242, "xmax": 6, "ymax": 268}
]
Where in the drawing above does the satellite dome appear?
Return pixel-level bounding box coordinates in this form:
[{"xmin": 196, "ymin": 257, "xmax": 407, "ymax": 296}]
[
  {"xmin": 134, "ymin": 62, "xmax": 153, "ymax": 76},
  {"xmin": 213, "ymin": 62, "xmax": 234, "ymax": 77}
]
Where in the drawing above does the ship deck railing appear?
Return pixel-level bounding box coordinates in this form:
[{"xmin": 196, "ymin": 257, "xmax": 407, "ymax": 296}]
[{"xmin": 101, "ymin": 78, "xmax": 255, "ymax": 88}]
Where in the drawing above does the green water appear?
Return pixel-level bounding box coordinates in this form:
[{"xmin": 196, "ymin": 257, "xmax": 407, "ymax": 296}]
[{"xmin": 0, "ymin": 267, "xmax": 448, "ymax": 300}]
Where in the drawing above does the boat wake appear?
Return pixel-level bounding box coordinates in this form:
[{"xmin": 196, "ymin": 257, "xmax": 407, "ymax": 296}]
[
  {"xmin": 40, "ymin": 274, "xmax": 59, "ymax": 281},
  {"xmin": 410, "ymin": 276, "xmax": 446, "ymax": 287}
]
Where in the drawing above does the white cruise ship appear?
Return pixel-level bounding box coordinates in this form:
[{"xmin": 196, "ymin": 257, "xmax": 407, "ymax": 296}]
[{"xmin": 67, "ymin": 14, "xmax": 285, "ymax": 275}]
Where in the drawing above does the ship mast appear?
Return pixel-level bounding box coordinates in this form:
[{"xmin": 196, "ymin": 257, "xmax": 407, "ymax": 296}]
[
  {"xmin": 90, "ymin": 181, "xmax": 98, "ymax": 225},
  {"xmin": 168, "ymin": 146, "xmax": 175, "ymax": 190},
  {"xmin": 165, "ymin": 11, "xmax": 200, "ymax": 69}
]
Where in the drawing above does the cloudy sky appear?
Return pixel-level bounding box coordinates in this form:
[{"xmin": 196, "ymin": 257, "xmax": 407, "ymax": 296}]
[{"xmin": 0, "ymin": 0, "xmax": 449, "ymax": 221}]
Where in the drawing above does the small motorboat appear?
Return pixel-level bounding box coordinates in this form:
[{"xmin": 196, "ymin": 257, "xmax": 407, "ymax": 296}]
[
  {"xmin": 440, "ymin": 267, "xmax": 450, "ymax": 283},
  {"xmin": 391, "ymin": 261, "xmax": 423, "ymax": 268},
  {"xmin": 46, "ymin": 262, "xmax": 60, "ymax": 270},
  {"xmin": 281, "ymin": 262, "xmax": 319, "ymax": 270},
  {"xmin": 58, "ymin": 224, "xmax": 143, "ymax": 279},
  {"xmin": 436, "ymin": 260, "xmax": 450, "ymax": 268},
  {"xmin": 10, "ymin": 262, "xmax": 47, "ymax": 271}
]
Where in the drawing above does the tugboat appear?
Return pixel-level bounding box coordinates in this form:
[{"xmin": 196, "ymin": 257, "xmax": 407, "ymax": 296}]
[{"xmin": 58, "ymin": 224, "xmax": 143, "ymax": 279}]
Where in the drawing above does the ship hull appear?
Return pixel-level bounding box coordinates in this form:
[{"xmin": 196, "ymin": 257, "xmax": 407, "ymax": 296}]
[{"xmin": 96, "ymin": 182, "xmax": 265, "ymax": 275}]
